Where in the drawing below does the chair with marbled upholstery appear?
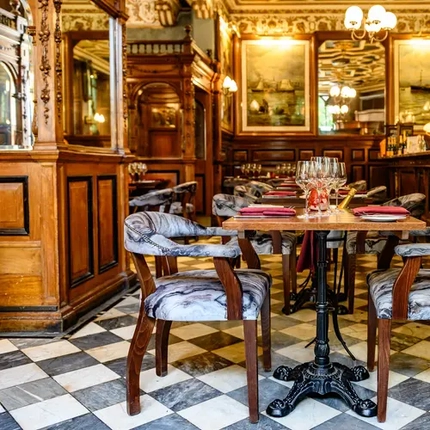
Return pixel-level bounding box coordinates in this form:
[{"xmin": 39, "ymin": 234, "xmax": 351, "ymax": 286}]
[
  {"xmin": 343, "ymin": 193, "xmax": 426, "ymax": 313},
  {"xmin": 367, "ymin": 241, "xmax": 430, "ymax": 422},
  {"xmin": 124, "ymin": 211, "xmax": 272, "ymax": 423},
  {"xmin": 129, "ymin": 188, "xmax": 174, "ymax": 214},
  {"xmin": 347, "ymin": 179, "xmax": 367, "ymax": 191},
  {"xmin": 212, "ymin": 193, "xmax": 297, "ymax": 314},
  {"xmin": 169, "ymin": 181, "xmax": 198, "ymax": 221}
]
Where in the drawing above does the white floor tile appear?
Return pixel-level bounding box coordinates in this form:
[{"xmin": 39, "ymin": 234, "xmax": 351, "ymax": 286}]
[
  {"xmin": 178, "ymin": 395, "xmax": 249, "ymax": 430},
  {"xmin": 53, "ymin": 364, "xmax": 120, "ymax": 392},
  {"xmin": 346, "ymin": 396, "xmax": 425, "ymax": 429},
  {"xmin": 140, "ymin": 364, "xmax": 192, "ymax": 393},
  {"xmin": 197, "ymin": 365, "xmax": 264, "ymax": 393},
  {"xmin": 110, "ymin": 325, "xmax": 136, "ymax": 341},
  {"xmin": 170, "ymin": 323, "xmax": 218, "ymax": 340},
  {"xmin": 0, "ymin": 363, "xmax": 47, "ymax": 390},
  {"xmin": 22, "ymin": 340, "xmax": 80, "ymax": 362},
  {"xmin": 10, "ymin": 394, "xmax": 88, "ymax": 430},
  {"xmin": 264, "ymin": 397, "xmax": 341, "ymax": 430},
  {"xmin": 354, "ymin": 369, "xmax": 409, "ymax": 391},
  {"xmin": 148, "ymin": 341, "xmax": 206, "ymax": 363},
  {"xmin": 94, "ymin": 395, "xmax": 172, "ymax": 430},
  {"xmin": 276, "ymin": 341, "xmax": 316, "ymax": 363},
  {"xmin": 70, "ymin": 322, "xmax": 106, "ymax": 339},
  {"xmin": 86, "ymin": 341, "xmax": 130, "ymax": 363},
  {"xmin": 0, "ymin": 339, "xmax": 18, "ymax": 355}
]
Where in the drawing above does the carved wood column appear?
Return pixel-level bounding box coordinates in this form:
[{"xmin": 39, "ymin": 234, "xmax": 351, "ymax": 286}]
[{"xmin": 33, "ymin": 0, "xmax": 64, "ymax": 149}]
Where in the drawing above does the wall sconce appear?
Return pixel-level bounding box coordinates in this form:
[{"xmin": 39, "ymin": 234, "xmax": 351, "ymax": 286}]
[
  {"xmin": 85, "ymin": 113, "xmax": 106, "ymax": 124},
  {"xmin": 344, "ymin": 5, "xmax": 397, "ymax": 43},
  {"xmin": 222, "ymin": 76, "xmax": 238, "ymax": 96}
]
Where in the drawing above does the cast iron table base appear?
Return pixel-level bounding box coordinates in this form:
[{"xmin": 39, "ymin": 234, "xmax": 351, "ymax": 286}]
[
  {"xmin": 266, "ymin": 362, "xmax": 376, "ymax": 417},
  {"xmin": 268, "ymin": 231, "xmax": 377, "ymax": 419}
]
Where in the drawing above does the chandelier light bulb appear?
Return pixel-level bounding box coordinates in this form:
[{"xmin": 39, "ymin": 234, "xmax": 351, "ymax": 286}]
[
  {"xmin": 344, "ymin": 4, "xmax": 396, "ymax": 43},
  {"xmin": 330, "ymin": 85, "xmax": 341, "ymax": 97},
  {"xmin": 382, "ymin": 11, "xmax": 397, "ymax": 30},
  {"xmin": 340, "ymin": 105, "xmax": 349, "ymax": 114},
  {"xmin": 367, "ymin": 5, "xmax": 386, "ymax": 23},
  {"xmin": 223, "ymin": 76, "xmax": 232, "ymax": 89}
]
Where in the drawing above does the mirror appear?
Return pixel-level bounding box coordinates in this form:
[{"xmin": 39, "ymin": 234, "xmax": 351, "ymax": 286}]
[
  {"xmin": 71, "ymin": 38, "xmax": 110, "ymax": 136},
  {"xmin": 318, "ymin": 34, "xmax": 386, "ymax": 135},
  {"xmin": 0, "ymin": 4, "xmax": 33, "ymax": 149},
  {"xmin": 62, "ymin": 0, "xmax": 111, "ymax": 147},
  {"xmin": 131, "ymin": 82, "xmax": 181, "ymax": 157},
  {"xmin": 0, "ymin": 63, "xmax": 18, "ymax": 147}
]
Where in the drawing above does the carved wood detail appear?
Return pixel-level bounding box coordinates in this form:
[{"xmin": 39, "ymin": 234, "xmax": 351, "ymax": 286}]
[{"xmin": 38, "ymin": 0, "xmax": 51, "ymax": 124}]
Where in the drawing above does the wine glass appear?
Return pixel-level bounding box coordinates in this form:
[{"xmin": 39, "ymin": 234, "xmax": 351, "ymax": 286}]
[
  {"xmin": 310, "ymin": 157, "xmax": 331, "ymax": 216},
  {"xmin": 333, "ymin": 162, "xmax": 347, "ymax": 210},
  {"xmin": 296, "ymin": 160, "xmax": 315, "ymax": 218}
]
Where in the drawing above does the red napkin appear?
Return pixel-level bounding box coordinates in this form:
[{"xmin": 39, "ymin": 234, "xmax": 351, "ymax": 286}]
[
  {"xmin": 264, "ymin": 191, "xmax": 297, "ymax": 196},
  {"xmin": 239, "ymin": 207, "xmax": 267, "ymax": 214},
  {"xmin": 352, "ymin": 206, "xmax": 410, "ymax": 216},
  {"xmin": 338, "ymin": 189, "xmax": 367, "ymax": 195},
  {"xmin": 263, "ymin": 208, "xmax": 296, "ymax": 217}
]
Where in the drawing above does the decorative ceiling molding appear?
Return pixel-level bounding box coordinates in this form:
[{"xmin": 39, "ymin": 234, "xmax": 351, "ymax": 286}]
[
  {"xmin": 155, "ymin": 0, "xmax": 182, "ymax": 26},
  {"xmin": 61, "ymin": 5, "xmax": 109, "ymax": 31},
  {"xmin": 229, "ymin": 10, "xmax": 430, "ymax": 35},
  {"xmin": 126, "ymin": 0, "xmax": 161, "ymax": 28},
  {"xmin": 188, "ymin": 0, "xmax": 214, "ymax": 19}
]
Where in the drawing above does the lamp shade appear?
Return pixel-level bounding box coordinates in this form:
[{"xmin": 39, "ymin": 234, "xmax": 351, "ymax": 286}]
[
  {"xmin": 367, "ymin": 5, "xmax": 386, "ymax": 22},
  {"xmin": 330, "ymin": 85, "xmax": 341, "ymax": 98},
  {"xmin": 345, "ymin": 6, "xmax": 363, "ymax": 28},
  {"xmin": 223, "ymin": 76, "xmax": 232, "ymax": 89},
  {"xmin": 424, "ymin": 123, "xmax": 430, "ymax": 134},
  {"xmin": 381, "ymin": 11, "xmax": 397, "ymax": 30},
  {"xmin": 229, "ymin": 80, "xmax": 238, "ymax": 93}
]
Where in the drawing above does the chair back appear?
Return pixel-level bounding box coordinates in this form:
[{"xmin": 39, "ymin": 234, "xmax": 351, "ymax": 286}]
[
  {"xmin": 124, "ymin": 211, "xmax": 239, "ymax": 257},
  {"xmin": 348, "ymin": 180, "xmax": 367, "ymax": 191},
  {"xmin": 172, "ymin": 181, "xmax": 198, "ymax": 216},
  {"xmin": 382, "ymin": 193, "xmax": 426, "ymax": 218},
  {"xmin": 212, "ymin": 193, "xmax": 252, "ymax": 223},
  {"xmin": 129, "ymin": 188, "xmax": 174, "ymax": 213}
]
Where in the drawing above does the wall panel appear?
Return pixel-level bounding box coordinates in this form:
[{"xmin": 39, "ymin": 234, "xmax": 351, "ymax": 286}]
[
  {"xmin": 97, "ymin": 176, "xmax": 118, "ymax": 274},
  {"xmin": 67, "ymin": 177, "xmax": 94, "ymax": 288}
]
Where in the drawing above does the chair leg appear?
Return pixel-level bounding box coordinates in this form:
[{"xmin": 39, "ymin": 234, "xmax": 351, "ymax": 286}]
[
  {"xmin": 127, "ymin": 314, "xmax": 155, "ymax": 416},
  {"xmin": 377, "ymin": 318, "xmax": 392, "ymax": 423},
  {"xmin": 155, "ymin": 256, "xmax": 163, "ymax": 278},
  {"xmin": 290, "ymin": 247, "xmax": 297, "ymax": 295},
  {"xmin": 156, "ymin": 320, "xmax": 172, "ymax": 377},
  {"xmin": 260, "ymin": 294, "xmax": 271, "ymax": 372},
  {"xmin": 367, "ymin": 298, "xmax": 377, "ymax": 372},
  {"xmin": 344, "ymin": 252, "xmax": 356, "ymax": 314},
  {"xmin": 282, "ymin": 254, "xmax": 291, "ymax": 314},
  {"xmin": 243, "ymin": 319, "xmax": 259, "ymax": 423}
]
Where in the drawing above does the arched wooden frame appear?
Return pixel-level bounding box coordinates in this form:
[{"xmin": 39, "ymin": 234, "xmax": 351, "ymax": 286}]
[{"xmin": 314, "ymin": 31, "xmax": 389, "ymax": 136}]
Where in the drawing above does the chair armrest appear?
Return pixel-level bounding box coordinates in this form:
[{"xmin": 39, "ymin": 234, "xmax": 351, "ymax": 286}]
[{"xmin": 395, "ymin": 243, "xmax": 430, "ymax": 257}]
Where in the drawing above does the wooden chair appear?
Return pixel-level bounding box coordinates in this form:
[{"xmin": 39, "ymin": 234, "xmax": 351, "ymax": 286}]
[
  {"xmin": 367, "ymin": 241, "xmax": 430, "ymax": 422},
  {"xmin": 343, "ymin": 193, "xmax": 426, "ymax": 313},
  {"xmin": 124, "ymin": 211, "xmax": 272, "ymax": 423},
  {"xmin": 212, "ymin": 193, "xmax": 297, "ymax": 314},
  {"xmin": 170, "ymin": 181, "xmax": 198, "ymax": 222},
  {"xmin": 129, "ymin": 188, "xmax": 175, "ymax": 278}
]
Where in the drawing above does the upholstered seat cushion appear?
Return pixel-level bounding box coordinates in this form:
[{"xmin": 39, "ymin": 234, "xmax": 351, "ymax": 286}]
[
  {"xmin": 145, "ymin": 269, "xmax": 271, "ymax": 321},
  {"xmin": 368, "ymin": 268, "xmax": 430, "ymax": 319}
]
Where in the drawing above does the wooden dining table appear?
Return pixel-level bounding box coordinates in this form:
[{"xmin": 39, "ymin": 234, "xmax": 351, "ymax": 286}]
[{"xmin": 223, "ymin": 209, "xmax": 426, "ymax": 419}]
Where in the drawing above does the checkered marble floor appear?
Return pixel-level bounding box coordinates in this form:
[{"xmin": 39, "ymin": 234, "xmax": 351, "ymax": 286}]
[{"xmin": 1, "ymin": 246, "xmax": 430, "ymax": 429}]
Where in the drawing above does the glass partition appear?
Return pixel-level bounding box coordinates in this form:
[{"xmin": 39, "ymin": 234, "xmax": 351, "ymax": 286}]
[{"xmin": 0, "ymin": 63, "xmax": 17, "ymax": 147}]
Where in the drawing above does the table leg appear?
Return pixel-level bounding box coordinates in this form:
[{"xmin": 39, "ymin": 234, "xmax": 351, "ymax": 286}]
[{"xmin": 266, "ymin": 231, "xmax": 377, "ymax": 418}]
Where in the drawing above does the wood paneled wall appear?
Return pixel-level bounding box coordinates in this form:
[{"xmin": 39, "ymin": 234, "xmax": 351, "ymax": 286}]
[
  {"xmin": 222, "ymin": 134, "xmax": 386, "ymax": 188},
  {"xmin": 0, "ymin": 150, "xmax": 135, "ymax": 334}
]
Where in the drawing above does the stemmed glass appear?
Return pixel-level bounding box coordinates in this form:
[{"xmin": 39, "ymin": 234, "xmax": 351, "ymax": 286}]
[
  {"xmin": 310, "ymin": 157, "xmax": 331, "ymax": 216},
  {"xmin": 332, "ymin": 162, "xmax": 347, "ymax": 210},
  {"xmin": 296, "ymin": 160, "xmax": 315, "ymax": 218}
]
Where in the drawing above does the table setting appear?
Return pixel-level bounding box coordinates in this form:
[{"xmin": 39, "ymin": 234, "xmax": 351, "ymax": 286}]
[{"xmin": 223, "ymin": 156, "xmax": 426, "ymax": 422}]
